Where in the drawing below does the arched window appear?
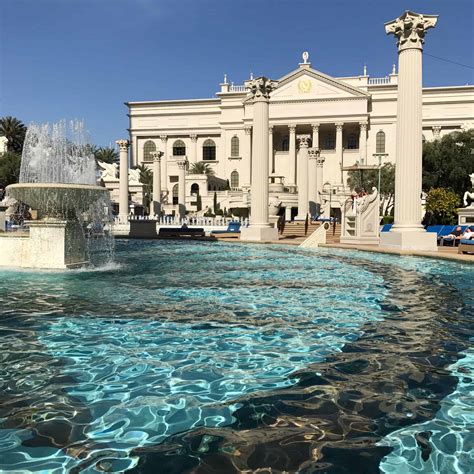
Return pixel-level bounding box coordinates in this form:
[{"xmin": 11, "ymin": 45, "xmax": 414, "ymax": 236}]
[
  {"xmin": 172, "ymin": 184, "xmax": 179, "ymax": 205},
  {"xmin": 324, "ymin": 134, "xmax": 335, "ymax": 149},
  {"xmin": 231, "ymin": 136, "xmax": 239, "ymax": 157},
  {"xmin": 347, "ymin": 133, "xmax": 358, "ymax": 149},
  {"xmin": 282, "ymin": 137, "xmax": 289, "ymax": 151},
  {"xmin": 173, "ymin": 139, "xmax": 186, "ymax": 156},
  {"xmin": 376, "ymin": 131, "xmax": 385, "ymax": 153},
  {"xmin": 203, "ymin": 139, "xmax": 216, "ymax": 160},
  {"xmin": 143, "ymin": 140, "xmax": 156, "ymax": 162},
  {"xmin": 191, "ymin": 183, "xmax": 199, "ymax": 196},
  {"xmin": 230, "ymin": 170, "xmax": 239, "ymax": 188}
]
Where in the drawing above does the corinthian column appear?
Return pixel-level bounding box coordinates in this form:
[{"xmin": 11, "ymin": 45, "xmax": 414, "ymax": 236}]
[
  {"xmin": 316, "ymin": 155, "xmax": 326, "ymax": 209},
  {"xmin": 240, "ymin": 76, "xmax": 279, "ymax": 241},
  {"xmin": 269, "ymin": 126, "xmax": 274, "ymax": 173},
  {"xmin": 335, "ymin": 122, "xmax": 344, "ymax": 183},
  {"xmin": 308, "ymin": 147, "xmax": 320, "ymax": 217},
  {"xmin": 116, "ymin": 139, "xmax": 130, "ymax": 220},
  {"xmin": 296, "ymin": 135, "xmax": 311, "ymax": 220},
  {"xmin": 176, "ymin": 159, "xmax": 187, "ymax": 221},
  {"xmin": 151, "ymin": 151, "xmax": 163, "ymax": 216},
  {"xmin": 160, "ymin": 135, "xmax": 168, "ymax": 196},
  {"xmin": 359, "ymin": 122, "xmax": 368, "ymax": 165},
  {"xmin": 244, "ymin": 126, "xmax": 252, "ymax": 186},
  {"xmin": 380, "ymin": 10, "xmax": 438, "ymax": 251},
  {"xmin": 288, "ymin": 125, "xmax": 296, "ymax": 186},
  {"xmin": 190, "ymin": 134, "xmax": 198, "ymax": 162}
]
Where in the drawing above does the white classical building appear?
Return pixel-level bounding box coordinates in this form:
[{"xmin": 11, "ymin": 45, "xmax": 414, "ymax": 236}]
[{"xmin": 126, "ymin": 54, "xmax": 473, "ymax": 219}]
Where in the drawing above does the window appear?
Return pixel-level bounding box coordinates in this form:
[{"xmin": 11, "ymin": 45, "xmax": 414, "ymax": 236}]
[
  {"xmin": 324, "ymin": 135, "xmax": 335, "ymax": 149},
  {"xmin": 172, "ymin": 184, "xmax": 179, "ymax": 205},
  {"xmin": 231, "ymin": 136, "xmax": 239, "ymax": 157},
  {"xmin": 173, "ymin": 139, "xmax": 186, "ymax": 156},
  {"xmin": 376, "ymin": 131, "xmax": 385, "ymax": 153},
  {"xmin": 191, "ymin": 183, "xmax": 199, "ymax": 196},
  {"xmin": 143, "ymin": 140, "xmax": 156, "ymax": 161},
  {"xmin": 203, "ymin": 139, "xmax": 216, "ymax": 160},
  {"xmin": 281, "ymin": 137, "xmax": 289, "ymax": 151},
  {"xmin": 230, "ymin": 170, "xmax": 239, "ymax": 188},
  {"xmin": 347, "ymin": 134, "xmax": 358, "ymax": 149}
]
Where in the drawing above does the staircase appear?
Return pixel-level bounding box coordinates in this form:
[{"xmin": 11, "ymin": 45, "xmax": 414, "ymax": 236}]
[{"xmin": 280, "ymin": 221, "xmax": 341, "ymax": 244}]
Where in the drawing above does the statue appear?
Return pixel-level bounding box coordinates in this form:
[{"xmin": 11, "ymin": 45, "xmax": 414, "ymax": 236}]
[
  {"xmin": 269, "ymin": 195, "xmax": 282, "ymax": 216},
  {"xmin": 97, "ymin": 161, "xmax": 118, "ymax": 181},
  {"xmin": 462, "ymin": 173, "xmax": 474, "ymax": 207},
  {"xmin": 302, "ymin": 51, "xmax": 309, "ymax": 64}
]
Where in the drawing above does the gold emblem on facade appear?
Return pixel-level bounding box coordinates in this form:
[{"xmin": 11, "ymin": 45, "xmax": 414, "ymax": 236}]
[{"xmin": 298, "ymin": 78, "xmax": 312, "ymax": 93}]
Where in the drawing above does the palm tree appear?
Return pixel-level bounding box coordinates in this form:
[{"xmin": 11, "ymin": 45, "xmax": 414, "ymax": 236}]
[
  {"xmin": 0, "ymin": 116, "xmax": 27, "ymax": 154},
  {"xmin": 95, "ymin": 146, "xmax": 119, "ymax": 164},
  {"xmin": 136, "ymin": 164, "xmax": 153, "ymax": 213},
  {"xmin": 189, "ymin": 162, "xmax": 215, "ymax": 175}
]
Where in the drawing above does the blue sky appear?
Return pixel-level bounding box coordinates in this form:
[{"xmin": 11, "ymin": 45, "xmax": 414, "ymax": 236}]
[{"xmin": 1, "ymin": 0, "xmax": 473, "ymax": 147}]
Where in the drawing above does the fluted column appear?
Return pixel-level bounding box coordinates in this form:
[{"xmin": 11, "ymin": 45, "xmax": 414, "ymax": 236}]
[
  {"xmin": 176, "ymin": 159, "xmax": 187, "ymax": 220},
  {"xmin": 190, "ymin": 134, "xmax": 198, "ymax": 162},
  {"xmin": 151, "ymin": 151, "xmax": 163, "ymax": 216},
  {"xmin": 296, "ymin": 135, "xmax": 311, "ymax": 220},
  {"xmin": 316, "ymin": 155, "xmax": 326, "ymax": 207},
  {"xmin": 160, "ymin": 135, "xmax": 168, "ymax": 195},
  {"xmin": 244, "ymin": 126, "xmax": 252, "ymax": 186},
  {"xmin": 381, "ymin": 10, "xmax": 438, "ymax": 251},
  {"xmin": 117, "ymin": 139, "xmax": 130, "ymax": 220},
  {"xmin": 311, "ymin": 123, "xmax": 319, "ymax": 149},
  {"xmin": 359, "ymin": 122, "xmax": 368, "ymax": 165},
  {"xmin": 269, "ymin": 125, "xmax": 274, "ymax": 173},
  {"xmin": 240, "ymin": 76, "xmax": 279, "ymax": 241},
  {"xmin": 308, "ymin": 147, "xmax": 320, "ymax": 217},
  {"xmin": 335, "ymin": 122, "xmax": 344, "ymax": 183},
  {"xmin": 288, "ymin": 125, "xmax": 296, "ymax": 185}
]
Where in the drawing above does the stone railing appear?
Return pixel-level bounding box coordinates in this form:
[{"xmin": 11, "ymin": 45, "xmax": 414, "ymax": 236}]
[
  {"xmin": 229, "ymin": 84, "xmax": 247, "ymax": 92},
  {"xmin": 118, "ymin": 215, "xmax": 249, "ymax": 227},
  {"xmin": 368, "ymin": 76, "xmax": 391, "ymax": 85}
]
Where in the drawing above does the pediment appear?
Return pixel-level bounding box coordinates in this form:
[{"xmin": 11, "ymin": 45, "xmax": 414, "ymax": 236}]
[{"xmin": 269, "ymin": 67, "xmax": 369, "ymax": 101}]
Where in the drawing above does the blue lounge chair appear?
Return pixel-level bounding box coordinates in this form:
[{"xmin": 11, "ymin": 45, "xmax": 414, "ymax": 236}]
[
  {"xmin": 458, "ymin": 238, "xmax": 474, "ymax": 254},
  {"xmin": 211, "ymin": 221, "xmax": 241, "ymax": 236}
]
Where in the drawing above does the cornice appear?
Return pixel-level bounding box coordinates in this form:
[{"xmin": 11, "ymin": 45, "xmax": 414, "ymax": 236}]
[
  {"xmin": 271, "ymin": 96, "xmax": 368, "ymax": 105},
  {"xmin": 126, "ymin": 98, "xmax": 220, "ymax": 107}
]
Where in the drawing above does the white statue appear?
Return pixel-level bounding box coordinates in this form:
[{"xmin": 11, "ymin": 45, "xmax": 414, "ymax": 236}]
[
  {"xmin": 269, "ymin": 195, "xmax": 282, "ymax": 216},
  {"xmin": 463, "ymin": 173, "xmax": 474, "ymax": 207},
  {"xmin": 302, "ymin": 51, "xmax": 309, "ymax": 64},
  {"xmin": 0, "ymin": 136, "xmax": 8, "ymax": 154},
  {"xmin": 97, "ymin": 160, "xmax": 118, "ymax": 181},
  {"xmin": 129, "ymin": 168, "xmax": 141, "ymax": 185}
]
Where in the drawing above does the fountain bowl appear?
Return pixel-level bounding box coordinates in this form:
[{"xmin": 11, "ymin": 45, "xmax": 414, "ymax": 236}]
[{"xmin": 6, "ymin": 183, "xmax": 109, "ymax": 219}]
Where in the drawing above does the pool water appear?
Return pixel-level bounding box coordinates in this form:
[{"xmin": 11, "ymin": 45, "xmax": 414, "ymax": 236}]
[{"xmin": 0, "ymin": 241, "xmax": 472, "ymax": 473}]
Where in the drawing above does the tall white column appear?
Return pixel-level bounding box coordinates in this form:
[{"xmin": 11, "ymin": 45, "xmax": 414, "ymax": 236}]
[
  {"xmin": 335, "ymin": 122, "xmax": 344, "ymax": 183},
  {"xmin": 240, "ymin": 76, "xmax": 279, "ymax": 241},
  {"xmin": 244, "ymin": 126, "xmax": 252, "ymax": 186},
  {"xmin": 288, "ymin": 125, "xmax": 296, "ymax": 186},
  {"xmin": 296, "ymin": 135, "xmax": 311, "ymax": 220},
  {"xmin": 311, "ymin": 123, "xmax": 319, "ymax": 149},
  {"xmin": 116, "ymin": 139, "xmax": 130, "ymax": 221},
  {"xmin": 151, "ymin": 151, "xmax": 163, "ymax": 217},
  {"xmin": 190, "ymin": 134, "xmax": 198, "ymax": 162},
  {"xmin": 316, "ymin": 155, "xmax": 326, "ymax": 208},
  {"xmin": 308, "ymin": 147, "xmax": 320, "ymax": 217},
  {"xmin": 160, "ymin": 135, "xmax": 168, "ymax": 198},
  {"xmin": 359, "ymin": 122, "xmax": 368, "ymax": 165},
  {"xmin": 269, "ymin": 125, "xmax": 274, "ymax": 173},
  {"xmin": 381, "ymin": 10, "xmax": 438, "ymax": 251},
  {"xmin": 176, "ymin": 159, "xmax": 187, "ymax": 220}
]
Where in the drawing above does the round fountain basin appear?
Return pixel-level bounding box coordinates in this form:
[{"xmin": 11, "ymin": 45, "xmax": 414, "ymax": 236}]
[{"xmin": 6, "ymin": 183, "xmax": 109, "ymax": 218}]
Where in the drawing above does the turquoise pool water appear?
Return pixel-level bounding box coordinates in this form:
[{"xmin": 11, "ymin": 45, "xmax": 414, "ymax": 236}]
[{"xmin": 0, "ymin": 241, "xmax": 472, "ymax": 473}]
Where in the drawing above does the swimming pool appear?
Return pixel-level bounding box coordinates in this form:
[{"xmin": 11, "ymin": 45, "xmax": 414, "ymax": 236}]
[{"xmin": 0, "ymin": 241, "xmax": 472, "ymax": 473}]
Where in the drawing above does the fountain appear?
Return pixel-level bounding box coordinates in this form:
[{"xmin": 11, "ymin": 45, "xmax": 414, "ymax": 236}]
[{"xmin": 0, "ymin": 120, "xmax": 114, "ymax": 269}]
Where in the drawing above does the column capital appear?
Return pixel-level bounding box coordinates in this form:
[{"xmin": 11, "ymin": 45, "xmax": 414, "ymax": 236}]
[
  {"xmin": 160, "ymin": 135, "xmax": 168, "ymax": 142},
  {"xmin": 116, "ymin": 139, "xmax": 129, "ymax": 151},
  {"xmin": 335, "ymin": 122, "xmax": 344, "ymax": 131},
  {"xmin": 359, "ymin": 122, "xmax": 368, "ymax": 130},
  {"xmin": 432, "ymin": 125, "xmax": 442, "ymax": 139},
  {"xmin": 151, "ymin": 151, "xmax": 163, "ymax": 162},
  {"xmin": 289, "ymin": 124, "xmax": 297, "ymax": 134},
  {"xmin": 244, "ymin": 126, "xmax": 252, "ymax": 135},
  {"xmin": 269, "ymin": 125, "xmax": 274, "ymax": 134},
  {"xmin": 244, "ymin": 76, "xmax": 279, "ymax": 100},
  {"xmin": 190, "ymin": 134, "xmax": 198, "ymax": 142},
  {"xmin": 311, "ymin": 123, "xmax": 320, "ymax": 131},
  {"xmin": 297, "ymin": 134, "xmax": 311, "ymax": 148},
  {"xmin": 385, "ymin": 11, "xmax": 438, "ymax": 52},
  {"xmin": 176, "ymin": 159, "xmax": 188, "ymax": 170},
  {"xmin": 316, "ymin": 156, "xmax": 326, "ymax": 167},
  {"xmin": 308, "ymin": 147, "xmax": 321, "ymax": 159}
]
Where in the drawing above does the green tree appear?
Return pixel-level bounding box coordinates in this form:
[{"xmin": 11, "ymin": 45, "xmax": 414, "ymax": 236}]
[
  {"xmin": 136, "ymin": 164, "xmax": 153, "ymax": 213},
  {"xmin": 347, "ymin": 162, "xmax": 395, "ymax": 216},
  {"xmin": 425, "ymin": 187, "xmax": 460, "ymax": 225},
  {"xmin": 189, "ymin": 162, "xmax": 215, "ymax": 175},
  {"xmin": 423, "ymin": 129, "xmax": 473, "ymax": 199},
  {"xmin": 213, "ymin": 191, "xmax": 218, "ymax": 214},
  {"xmin": 94, "ymin": 146, "xmax": 119, "ymax": 164},
  {"xmin": 0, "ymin": 116, "xmax": 27, "ymax": 154},
  {"xmin": 0, "ymin": 152, "xmax": 21, "ymax": 188}
]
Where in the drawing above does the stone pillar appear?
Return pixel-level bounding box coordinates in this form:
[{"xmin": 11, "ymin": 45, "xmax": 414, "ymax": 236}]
[
  {"xmin": 335, "ymin": 122, "xmax": 344, "ymax": 183},
  {"xmin": 432, "ymin": 126, "xmax": 441, "ymax": 140},
  {"xmin": 240, "ymin": 76, "xmax": 279, "ymax": 241},
  {"xmin": 269, "ymin": 126, "xmax": 274, "ymax": 173},
  {"xmin": 296, "ymin": 135, "xmax": 311, "ymax": 220},
  {"xmin": 316, "ymin": 155, "xmax": 326, "ymax": 208},
  {"xmin": 244, "ymin": 126, "xmax": 252, "ymax": 186},
  {"xmin": 190, "ymin": 134, "xmax": 198, "ymax": 162},
  {"xmin": 311, "ymin": 123, "xmax": 319, "ymax": 149},
  {"xmin": 160, "ymin": 135, "xmax": 168, "ymax": 197},
  {"xmin": 176, "ymin": 159, "xmax": 187, "ymax": 220},
  {"xmin": 308, "ymin": 147, "xmax": 320, "ymax": 217},
  {"xmin": 288, "ymin": 125, "xmax": 296, "ymax": 186},
  {"xmin": 117, "ymin": 139, "xmax": 130, "ymax": 220},
  {"xmin": 381, "ymin": 10, "xmax": 438, "ymax": 251},
  {"xmin": 151, "ymin": 151, "xmax": 163, "ymax": 217},
  {"xmin": 359, "ymin": 122, "xmax": 368, "ymax": 165}
]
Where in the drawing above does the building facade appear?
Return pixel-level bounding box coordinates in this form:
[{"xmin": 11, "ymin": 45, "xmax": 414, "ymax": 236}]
[{"xmin": 126, "ymin": 55, "xmax": 474, "ymax": 218}]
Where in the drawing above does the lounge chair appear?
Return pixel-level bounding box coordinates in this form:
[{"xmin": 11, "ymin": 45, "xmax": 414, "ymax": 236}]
[
  {"xmin": 210, "ymin": 221, "xmax": 241, "ymax": 237},
  {"xmin": 458, "ymin": 238, "xmax": 474, "ymax": 254}
]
